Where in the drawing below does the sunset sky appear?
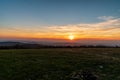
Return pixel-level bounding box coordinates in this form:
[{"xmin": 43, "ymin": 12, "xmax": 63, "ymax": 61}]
[{"xmin": 0, "ymin": 0, "xmax": 120, "ymax": 41}]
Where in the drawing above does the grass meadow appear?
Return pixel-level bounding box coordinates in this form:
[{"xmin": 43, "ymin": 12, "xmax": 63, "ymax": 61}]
[{"xmin": 0, "ymin": 48, "xmax": 120, "ymax": 80}]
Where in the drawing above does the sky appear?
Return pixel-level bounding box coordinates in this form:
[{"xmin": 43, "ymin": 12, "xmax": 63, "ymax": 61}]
[{"xmin": 0, "ymin": 0, "xmax": 120, "ymax": 42}]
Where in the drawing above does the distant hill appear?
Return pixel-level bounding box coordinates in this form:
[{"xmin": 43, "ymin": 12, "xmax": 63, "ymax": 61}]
[
  {"xmin": 0, "ymin": 41, "xmax": 45, "ymax": 49},
  {"xmin": 0, "ymin": 41, "xmax": 119, "ymax": 49},
  {"xmin": 0, "ymin": 41, "xmax": 22, "ymax": 46}
]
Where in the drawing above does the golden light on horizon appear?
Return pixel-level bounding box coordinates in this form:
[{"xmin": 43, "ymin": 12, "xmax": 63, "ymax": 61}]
[{"xmin": 68, "ymin": 34, "xmax": 74, "ymax": 40}]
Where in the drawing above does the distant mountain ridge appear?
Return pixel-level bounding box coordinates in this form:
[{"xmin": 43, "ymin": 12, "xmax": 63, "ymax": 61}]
[
  {"xmin": 0, "ymin": 41, "xmax": 45, "ymax": 49},
  {"xmin": 0, "ymin": 41, "xmax": 120, "ymax": 49},
  {"xmin": 0, "ymin": 41, "xmax": 22, "ymax": 46}
]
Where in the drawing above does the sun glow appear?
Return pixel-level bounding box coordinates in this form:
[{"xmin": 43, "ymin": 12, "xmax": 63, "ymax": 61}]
[{"xmin": 68, "ymin": 35, "xmax": 74, "ymax": 40}]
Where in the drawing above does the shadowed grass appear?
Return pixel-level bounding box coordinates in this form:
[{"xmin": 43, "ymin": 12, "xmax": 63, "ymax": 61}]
[{"xmin": 0, "ymin": 48, "xmax": 120, "ymax": 80}]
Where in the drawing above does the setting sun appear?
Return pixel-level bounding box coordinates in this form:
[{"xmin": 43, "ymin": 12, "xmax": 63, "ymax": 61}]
[{"xmin": 68, "ymin": 35, "xmax": 74, "ymax": 40}]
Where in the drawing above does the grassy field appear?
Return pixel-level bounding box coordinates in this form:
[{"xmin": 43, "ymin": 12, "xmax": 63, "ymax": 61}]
[{"xmin": 0, "ymin": 48, "xmax": 120, "ymax": 80}]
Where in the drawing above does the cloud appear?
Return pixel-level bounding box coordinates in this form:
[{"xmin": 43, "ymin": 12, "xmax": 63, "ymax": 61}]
[
  {"xmin": 98, "ymin": 16, "xmax": 115, "ymax": 20},
  {"xmin": 0, "ymin": 16, "xmax": 120, "ymax": 39},
  {"xmin": 47, "ymin": 17, "xmax": 120, "ymax": 32},
  {"xmin": 45, "ymin": 17, "xmax": 120, "ymax": 39}
]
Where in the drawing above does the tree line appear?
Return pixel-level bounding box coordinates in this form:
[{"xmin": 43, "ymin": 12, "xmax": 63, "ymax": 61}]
[{"xmin": 0, "ymin": 44, "xmax": 119, "ymax": 49}]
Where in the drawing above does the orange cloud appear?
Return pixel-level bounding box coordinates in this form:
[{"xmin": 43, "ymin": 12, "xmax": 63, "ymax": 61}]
[{"xmin": 0, "ymin": 16, "xmax": 120, "ymax": 40}]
